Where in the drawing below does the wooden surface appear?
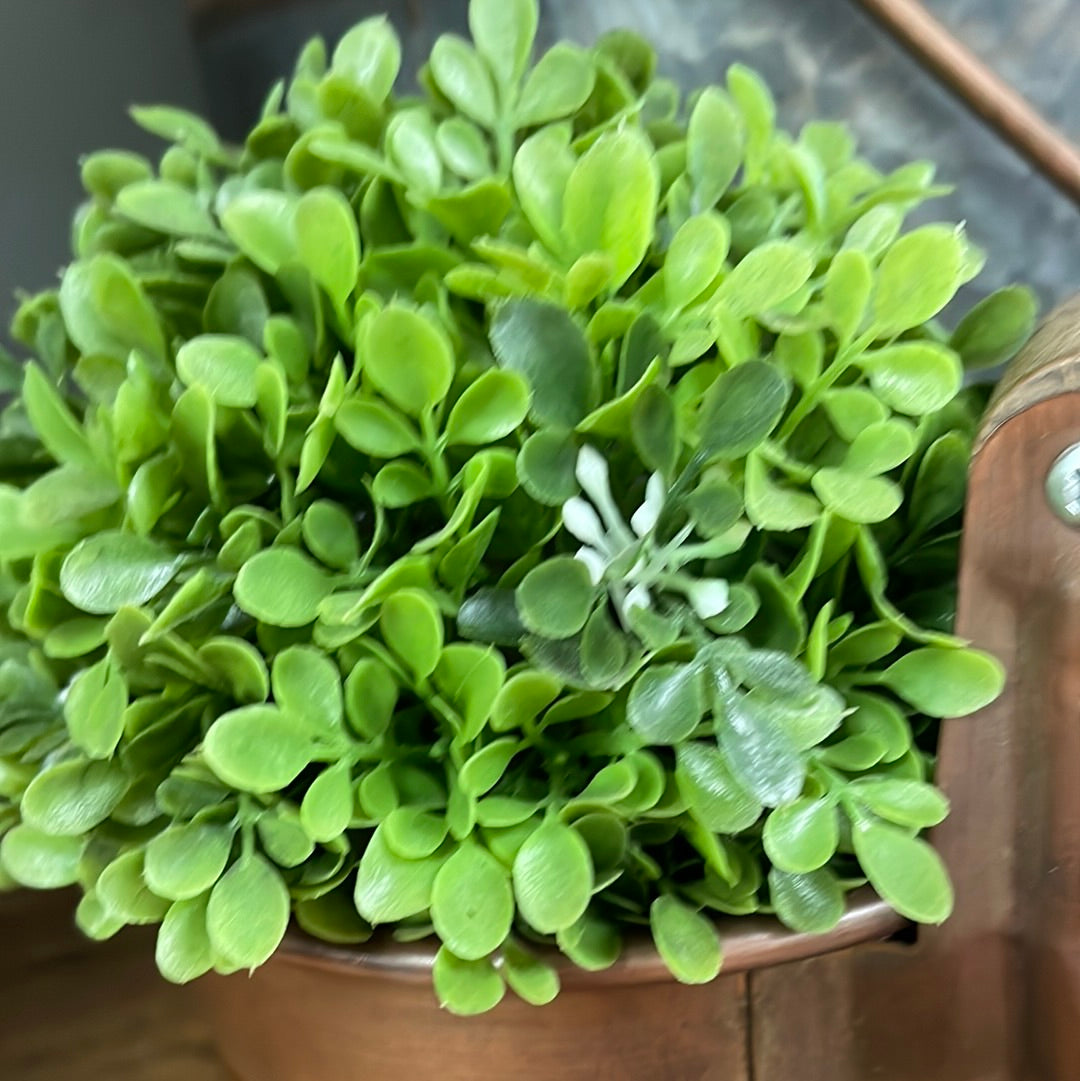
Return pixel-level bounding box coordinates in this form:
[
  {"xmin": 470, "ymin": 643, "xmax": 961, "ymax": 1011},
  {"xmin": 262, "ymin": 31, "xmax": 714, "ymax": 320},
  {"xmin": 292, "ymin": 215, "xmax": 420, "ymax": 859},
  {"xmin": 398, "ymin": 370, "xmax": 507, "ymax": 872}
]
[{"xmin": 0, "ymin": 889, "xmax": 228, "ymax": 1080}]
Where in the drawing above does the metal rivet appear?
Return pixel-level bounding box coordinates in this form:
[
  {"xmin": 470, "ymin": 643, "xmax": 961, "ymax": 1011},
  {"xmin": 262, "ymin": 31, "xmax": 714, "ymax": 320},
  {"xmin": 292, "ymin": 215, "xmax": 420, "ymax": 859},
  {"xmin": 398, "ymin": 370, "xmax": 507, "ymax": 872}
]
[{"xmin": 1046, "ymin": 443, "xmax": 1080, "ymax": 525}]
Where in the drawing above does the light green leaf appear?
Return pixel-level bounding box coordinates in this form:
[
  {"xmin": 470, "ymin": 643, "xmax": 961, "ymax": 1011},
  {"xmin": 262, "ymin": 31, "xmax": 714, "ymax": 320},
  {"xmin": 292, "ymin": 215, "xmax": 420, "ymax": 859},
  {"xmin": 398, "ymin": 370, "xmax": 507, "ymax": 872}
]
[
  {"xmin": 769, "ymin": 867, "xmax": 844, "ymax": 933},
  {"xmin": 0, "ymin": 825, "xmax": 83, "ymax": 888},
  {"xmin": 762, "ymin": 798, "xmax": 838, "ymax": 873},
  {"xmin": 857, "ymin": 342, "xmax": 962, "ymax": 416},
  {"xmin": 512, "ymin": 818, "xmax": 593, "ymax": 933},
  {"xmin": 562, "ymin": 128, "xmax": 659, "ymax": 290},
  {"xmin": 335, "ymin": 398, "xmax": 419, "ymax": 457},
  {"xmin": 714, "ymin": 241, "xmax": 813, "ymax": 317},
  {"xmin": 848, "ymin": 778, "xmax": 949, "ymax": 829},
  {"xmin": 433, "ymin": 946, "xmax": 505, "ymax": 1015},
  {"xmin": 364, "ymin": 305, "xmax": 455, "ymax": 416},
  {"xmin": 879, "ymin": 648, "xmax": 1004, "ymax": 717},
  {"xmin": 156, "ymin": 895, "xmax": 214, "ymax": 984},
  {"xmin": 21, "ymin": 759, "xmax": 128, "ymax": 836},
  {"xmin": 63, "ymin": 656, "xmax": 128, "ymax": 758},
  {"xmin": 296, "ymin": 187, "xmax": 360, "ymax": 307},
  {"xmin": 207, "ymin": 854, "xmax": 290, "ymax": 969},
  {"xmin": 666, "ymin": 213, "xmax": 729, "ymax": 311},
  {"xmin": 234, "ymin": 548, "xmax": 334, "ymax": 627},
  {"xmin": 61, "ymin": 532, "xmax": 178, "ymax": 615},
  {"xmin": 176, "ymin": 334, "xmax": 262, "ymax": 408},
  {"xmin": 687, "ymin": 87, "xmax": 742, "ymax": 209},
  {"xmin": 949, "ymin": 285, "xmax": 1037, "ymax": 369},
  {"xmin": 516, "ymin": 44, "xmax": 595, "ymax": 127},
  {"xmin": 811, "ymin": 468, "xmax": 903, "ymax": 524},
  {"xmin": 502, "ymin": 939, "xmax": 559, "ymax": 1005},
  {"xmin": 469, "ymin": 0, "xmax": 537, "ymax": 89},
  {"xmin": 204, "ymin": 705, "xmax": 314, "ymax": 792},
  {"xmin": 431, "ymin": 841, "xmax": 514, "ymax": 959},
  {"xmin": 380, "ymin": 589, "xmax": 444, "ymax": 678},
  {"xmin": 650, "ymin": 895, "xmax": 722, "ymax": 984},
  {"xmin": 301, "ymin": 761, "xmax": 355, "ymax": 842},
  {"xmin": 870, "ymin": 225, "xmax": 964, "ymax": 336},
  {"xmin": 852, "ymin": 819, "xmax": 952, "ymax": 923},
  {"xmin": 675, "ymin": 741, "xmax": 762, "ymax": 832},
  {"xmin": 429, "ymin": 34, "xmax": 497, "ymax": 128},
  {"xmin": 145, "ymin": 822, "xmax": 234, "ymax": 900},
  {"xmin": 220, "ymin": 190, "xmax": 298, "ymax": 275},
  {"xmin": 116, "ymin": 179, "xmax": 220, "ymax": 238},
  {"xmin": 331, "ymin": 15, "xmax": 401, "ymax": 100},
  {"xmin": 344, "ymin": 658, "xmax": 399, "ymax": 740},
  {"xmin": 445, "ymin": 369, "xmax": 529, "ymax": 446},
  {"xmin": 354, "ymin": 825, "xmax": 446, "ymax": 923}
]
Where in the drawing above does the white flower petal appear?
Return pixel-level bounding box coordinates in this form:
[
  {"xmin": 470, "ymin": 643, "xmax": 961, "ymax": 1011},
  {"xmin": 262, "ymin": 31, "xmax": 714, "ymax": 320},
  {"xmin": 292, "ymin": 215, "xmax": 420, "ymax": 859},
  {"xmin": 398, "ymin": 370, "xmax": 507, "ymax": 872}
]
[
  {"xmin": 624, "ymin": 583, "xmax": 653, "ymax": 615},
  {"xmin": 686, "ymin": 578, "xmax": 730, "ymax": 619},
  {"xmin": 562, "ymin": 496, "xmax": 609, "ymax": 549},
  {"xmin": 630, "ymin": 473, "xmax": 666, "ymax": 537},
  {"xmin": 575, "ymin": 445, "xmax": 611, "ymax": 507},
  {"xmin": 574, "ymin": 546, "xmax": 609, "ymax": 585}
]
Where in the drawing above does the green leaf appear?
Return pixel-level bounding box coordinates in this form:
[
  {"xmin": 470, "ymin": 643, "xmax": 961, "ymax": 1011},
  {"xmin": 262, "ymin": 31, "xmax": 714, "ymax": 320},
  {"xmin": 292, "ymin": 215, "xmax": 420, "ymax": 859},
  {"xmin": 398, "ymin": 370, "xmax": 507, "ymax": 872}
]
[
  {"xmin": 234, "ymin": 548, "xmax": 334, "ymax": 627},
  {"xmin": 512, "ymin": 819, "xmax": 593, "ymax": 933},
  {"xmin": 744, "ymin": 454, "xmax": 822, "ymax": 531},
  {"xmin": 296, "ymin": 187, "xmax": 360, "ymax": 307},
  {"xmin": 295, "ymin": 889, "xmax": 373, "ymax": 946},
  {"xmin": 714, "ymin": 242, "xmax": 813, "ymax": 317},
  {"xmin": 627, "ymin": 664, "xmax": 705, "ymax": 744},
  {"xmin": 675, "ymin": 741, "xmax": 763, "ymax": 832},
  {"xmin": 331, "ymin": 15, "xmax": 401, "ymax": 100},
  {"xmin": 515, "ymin": 44, "xmax": 595, "ymax": 127},
  {"xmin": 687, "ymin": 87, "xmax": 742, "ymax": 209},
  {"xmin": 372, "ymin": 461, "xmax": 433, "ymax": 507},
  {"xmin": 650, "ymin": 895, "xmax": 722, "ymax": 984},
  {"xmin": 380, "ymin": 589, "xmax": 444, "ymax": 678},
  {"xmin": 563, "ymin": 128, "xmax": 658, "ymax": 289},
  {"xmin": 301, "ymin": 761, "xmax": 355, "ymax": 842},
  {"xmin": 516, "ymin": 557, "xmax": 594, "ymax": 639},
  {"xmin": 204, "ymin": 705, "xmax": 314, "ymax": 792},
  {"xmin": 272, "ymin": 645, "xmax": 344, "ymax": 738},
  {"xmin": 383, "ymin": 807, "xmax": 448, "ymax": 859},
  {"xmin": 848, "ymin": 778, "xmax": 949, "ymax": 829},
  {"xmin": 436, "ymin": 118, "xmax": 492, "ymax": 179},
  {"xmin": 354, "ymin": 824, "xmax": 446, "ymax": 923},
  {"xmin": 632, "ymin": 384, "xmax": 678, "ymax": 477},
  {"xmin": 445, "ymin": 369, "xmax": 530, "ymax": 445},
  {"xmin": 768, "ymin": 867, "xmax": 844, "ymax": 933},
  {"xmin": 823, "ymin": 249, "xmax": 872, "ymax": 343},
  {"xmin": 433, "ymin": 644, "xmax": 506, "ymax": 740},
  {"xmin": 130, "ymin": 103, "xmax": 224, "ymax": 158},
  {"xmin": 257, "ymin": 808, "xmax": 316, "ymax": 868},
  {"xmin": 716, "ymin": 690, "xmax": 805, "ymax": 807},
  {"xmin": 64, "ymin": 655, "xmax": 128, "ymax": 758},
  {"xmin": 199, "ymin": 637, "xmax": 270, "ymax": 704},
  {"xmin": 176, "ymin": 334, "xmax": 262, "ymax": 408},
  {"xmin": 469, "ymin": 0, "xmax": 537, "ymax": 88},
  {"xmin": 491, "ymin": 299, "xmax": 595, "ymax": 428},
  {"xmin": 59, "ymin": 254, "xmax": 164, "ymax": 359},
  {"xmin": 666, "ymin": 213, "xmax": 729, "ymax": 311},
  {"xmin": 429, "ymin": 34, "xmax": 497, "ymax": 128},
  {"xmin": 502, "ymin": 939, "xmax": 560, "ymax": 1005},
  {"xmin": 857, "ymin": 342, "xmax": 962, "ymax": 416},
  {"xmin": 364, "ymin": 305, "xmax": 455, "ymax": 416},
  {"xmin": 556, "ymin": 913, "xmax": 621, "ymax": 971},
  {"xmin": 115, "ymin": 179, "xmax": 220, "ymax": 238},
  {"xmin": 762, "ymin": 798, "xmax": 838, "ymax": 873},
  {"xmin": 844, "ymin": 419, "xmax": 917, "ymax": 475},
  {"xmin": 908, "ymin": 432, "xmax": 969, "ymax": 538},
  {"xmin": 21, "ymin": 759, "xmax": 127, "ymax": 836},
  {"xmin": 61, "ymin": 532, "xmax": 179, "ymax": 615},
  {"xmin": 0, "ymin": 825, "xmax": 83, "ymax": 888},
  {"xmin": 517, "ymin": 428, "xmax": 579, "ymax": 505},
  {"xmin": 870, "ymin": 225, "xmax": 964, "ymax": 336},
  {"xmin": 21, "ymin": 364, "xmax": 97, "ymax": 469},
  {"xmin": 700, "ymin": 360, "xmax": 789, "ymax": 459},
  {"xmin": 145, "ymin": 822, "xmax": 234, "ymax": 900},
  {"xmin": 811, "ymin": 468, "xmax": 903, "ymax": 524},
  {"xmin": 513, "ymin": 125, "xmax": 575, "ymax": 254},
  {"xmin": 335, "ymin": 398, "xmax": 418, "ymax": 457},
  {"xmin": 852, "ymin": 819, "xmax": 953, "ymax": 923},
  {"xmin": 303, "ymin": 500, "xmax": 360, "ymax": 570},
  {"xmin": 344, "ymin": 658, "xmax": 399, "ymax": 739},
  {"xmin": 460, "ymin": 739, "xmax": 520, "ymax": 797},
  {"xmin": 91, "ymin": 851, "xmax": 167, "ymax": 926},
  {"xmin": 431, "ymin": 841, "xmax": 514, "ymax": 959},
  {"xmin": 156, "ymin": 895, "xmax": 214, "ymax": 984},
  {"xmin": 727, "ymin": 64, "xmax": 774, "ymax": 176},
  {"xmin": 386, "ymin": 109, "xmax": 443, "ymax": 194},
  {"xmin": 879, "ymin": 648, "xmax": 1004, "ymax": 717},
  {"xmin": 949, "ymin": 285, "xmax": 1037, "ymax": 369},
  {"xmin": 207, "ymin": 853, "xmax": 290, "ymax": 969},
  {"xmin": 221, "ymin": 190, "xmax": 298, "ymax": 275},
  {"xmin": 433, "ymin": 947, "xmax": 505, "ymax": 1015}
]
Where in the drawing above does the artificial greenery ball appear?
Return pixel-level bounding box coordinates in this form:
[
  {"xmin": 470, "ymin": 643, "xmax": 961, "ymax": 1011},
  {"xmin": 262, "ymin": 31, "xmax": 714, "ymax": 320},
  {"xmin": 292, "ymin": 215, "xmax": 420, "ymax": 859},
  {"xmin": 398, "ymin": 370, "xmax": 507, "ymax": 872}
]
[{"xmin": 0, "ymin": 0, "xmax": 1033, "ymax": 1014}]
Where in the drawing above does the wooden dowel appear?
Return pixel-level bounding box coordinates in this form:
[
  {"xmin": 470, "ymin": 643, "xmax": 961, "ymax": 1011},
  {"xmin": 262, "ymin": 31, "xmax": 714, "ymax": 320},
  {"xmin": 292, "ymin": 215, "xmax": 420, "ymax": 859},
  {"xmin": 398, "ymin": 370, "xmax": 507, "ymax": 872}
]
[{"xmin": 851, "ymin": 0, "xmax": 1080, "ymax": 206}]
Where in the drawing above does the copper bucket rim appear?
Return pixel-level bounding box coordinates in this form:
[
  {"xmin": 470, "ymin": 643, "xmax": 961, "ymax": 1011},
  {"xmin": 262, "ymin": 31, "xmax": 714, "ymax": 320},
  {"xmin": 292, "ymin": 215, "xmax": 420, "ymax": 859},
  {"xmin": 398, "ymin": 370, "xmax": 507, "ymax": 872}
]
[{"xmin": 274, "ymin": 887, "xmax": 905, "ymax": 988}]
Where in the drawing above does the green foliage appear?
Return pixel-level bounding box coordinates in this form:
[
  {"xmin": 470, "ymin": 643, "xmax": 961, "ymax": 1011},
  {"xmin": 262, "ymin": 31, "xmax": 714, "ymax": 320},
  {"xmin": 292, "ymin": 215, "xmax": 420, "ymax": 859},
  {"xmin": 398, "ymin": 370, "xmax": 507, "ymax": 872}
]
[{"xmin": 0, "ymin": 0, "xmax": 1025, "ymax": 1015}]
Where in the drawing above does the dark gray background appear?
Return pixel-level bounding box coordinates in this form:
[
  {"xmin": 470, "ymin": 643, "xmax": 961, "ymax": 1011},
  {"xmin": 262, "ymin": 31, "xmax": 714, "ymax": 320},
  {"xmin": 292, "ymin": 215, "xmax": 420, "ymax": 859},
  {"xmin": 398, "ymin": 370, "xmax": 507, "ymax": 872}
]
[{"xmin": 3, "ymin": 0, "xmax": 1078, "ymax": 338}]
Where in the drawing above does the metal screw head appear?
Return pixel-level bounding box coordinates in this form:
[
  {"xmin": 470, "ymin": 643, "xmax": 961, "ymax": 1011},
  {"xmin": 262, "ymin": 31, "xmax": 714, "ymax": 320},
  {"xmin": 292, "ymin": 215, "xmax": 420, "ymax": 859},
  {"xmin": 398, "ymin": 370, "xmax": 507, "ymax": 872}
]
[{"xmin": 1046, "ymin": 443, "xmax": 1080, "ymax": 525}]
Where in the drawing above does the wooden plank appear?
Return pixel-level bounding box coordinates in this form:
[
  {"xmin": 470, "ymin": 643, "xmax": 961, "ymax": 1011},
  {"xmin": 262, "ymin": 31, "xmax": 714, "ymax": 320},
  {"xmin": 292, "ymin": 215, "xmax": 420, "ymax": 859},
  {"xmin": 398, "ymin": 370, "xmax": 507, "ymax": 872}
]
[{"xmin": 0, "ymin": 890, "xmax": 228, "ymax": 1080}]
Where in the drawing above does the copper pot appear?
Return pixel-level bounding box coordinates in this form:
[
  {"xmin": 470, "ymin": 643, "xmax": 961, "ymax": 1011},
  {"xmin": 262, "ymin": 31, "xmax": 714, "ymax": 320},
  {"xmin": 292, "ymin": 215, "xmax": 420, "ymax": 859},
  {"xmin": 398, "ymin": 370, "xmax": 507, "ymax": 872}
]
[{"xmin": 203, "ymin": 890, "xmax": 902, "ymax": 1081}]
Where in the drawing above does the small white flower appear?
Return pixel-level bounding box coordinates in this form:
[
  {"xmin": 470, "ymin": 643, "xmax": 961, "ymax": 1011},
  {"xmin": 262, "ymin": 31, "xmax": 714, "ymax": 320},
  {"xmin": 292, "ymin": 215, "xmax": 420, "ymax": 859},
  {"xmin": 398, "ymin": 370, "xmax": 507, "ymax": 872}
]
[
  {"xmin": 575, "ymin": 444, "xmax": 612, "ymax": 508},
  {"xmin": 562, "ymin": 496, "xmax": 610, "ymax": 551},
  {"xmin": 630, "ymin": 472, "xmax": 665, "ymax": 538},
  {"xmin": 685, "ymin": 578, "xmax": 730, "ymax": 619},
  {"xmin": 623, "ymin": 582, "xmax": 653, "ymax": 616},
  {"xmin": 575, "ymin": 545, "xmax": 609, "ymax": 586}
]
